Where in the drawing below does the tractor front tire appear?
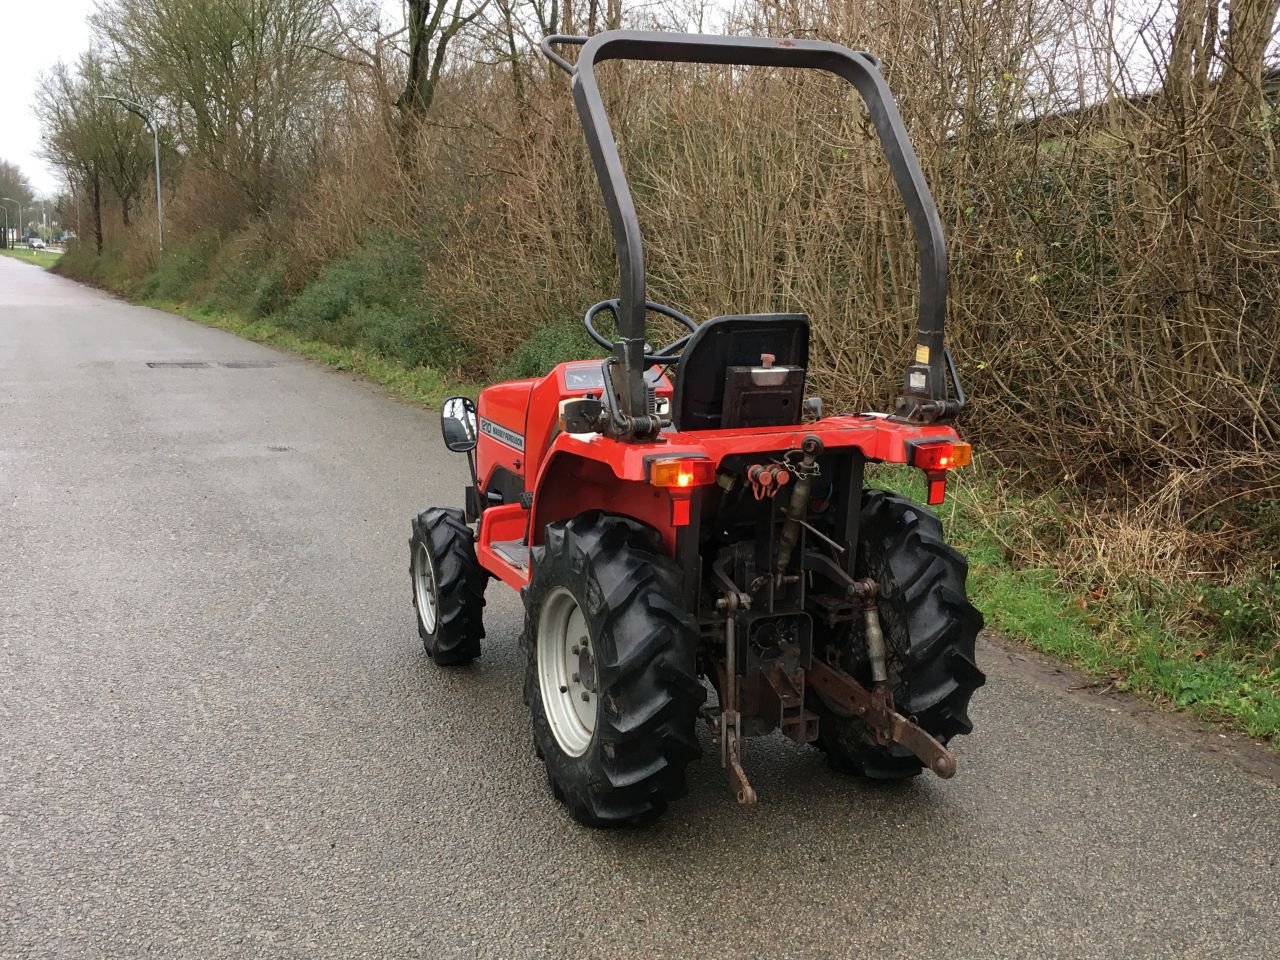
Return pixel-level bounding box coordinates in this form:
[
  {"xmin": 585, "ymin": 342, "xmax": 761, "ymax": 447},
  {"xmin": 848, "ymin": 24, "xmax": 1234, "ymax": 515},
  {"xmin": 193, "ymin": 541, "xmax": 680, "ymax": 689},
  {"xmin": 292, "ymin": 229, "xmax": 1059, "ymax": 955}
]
[
  {"xmin": 522, "ymin": 513, "xmax": 704, "ymax": 828},
  {"xmin": 410, "ymin": 508, "xmax": 486, "ymax": 666},
  {"xmin": 814, "ymin": 490, "xmax": 985, "ymax": 779}
]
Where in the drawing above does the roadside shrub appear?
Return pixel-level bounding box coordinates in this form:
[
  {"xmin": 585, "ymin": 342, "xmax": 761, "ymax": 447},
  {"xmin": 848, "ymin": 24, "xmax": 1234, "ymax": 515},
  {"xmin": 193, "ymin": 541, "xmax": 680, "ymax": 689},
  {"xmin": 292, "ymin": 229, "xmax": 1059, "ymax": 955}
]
[
  {"xmin": 499, "ymin": 322, "xmax": 603, "ymax": 380},
  {"xmin": 277, "ymin": 232, "xmax": 421, "ymax": 335},
  {"xmin": 136, "ymin": 234, "xmax": 218, "ymax": 302},
  {"xmin": 356, "ymin": 303, "xmax": 460, "ymax": 370},
  {"xmin": 270, "ymin": 232, "xmax": 466, "ymax": 368},
  {"xmin": 277, "ymin": 259, "xmax": 359, "ymax": 331},
  {"xmin": 247, "ymin": 264, "xmax": 286, "ymax": 318},
  {"xmin": 55, "ymin": 240, "xmax": 132, "ymax": 291},
  {"xmin": 201, "ymin": 232, "xmax": 281, "ymax": 314},
  {"xmin": 53, "ymin": 243, "xmax": 102, "ymax": 282}
]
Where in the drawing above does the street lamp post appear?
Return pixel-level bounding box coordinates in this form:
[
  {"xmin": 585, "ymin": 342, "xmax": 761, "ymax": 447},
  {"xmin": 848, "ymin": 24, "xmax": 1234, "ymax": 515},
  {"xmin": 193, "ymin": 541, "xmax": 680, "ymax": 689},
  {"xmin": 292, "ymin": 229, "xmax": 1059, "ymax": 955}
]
[
  {"xmin": 1, "ymin": 205, "xmax": 8, "ymax": 249},
  {"xmin": 96, "ymin": 95, "xmax": 164, "ymax": 253},
  {"xmin": 2, "ymin": 197, "xmax": 23, "ymax": 245}
]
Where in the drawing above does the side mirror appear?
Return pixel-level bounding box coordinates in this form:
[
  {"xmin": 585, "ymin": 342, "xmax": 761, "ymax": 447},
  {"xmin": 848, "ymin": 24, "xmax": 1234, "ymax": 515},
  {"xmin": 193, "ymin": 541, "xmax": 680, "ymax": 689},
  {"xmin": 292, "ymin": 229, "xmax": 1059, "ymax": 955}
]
[{"xmin": 440, "ymin": 396, "xmax": 478, "ymax": 453}]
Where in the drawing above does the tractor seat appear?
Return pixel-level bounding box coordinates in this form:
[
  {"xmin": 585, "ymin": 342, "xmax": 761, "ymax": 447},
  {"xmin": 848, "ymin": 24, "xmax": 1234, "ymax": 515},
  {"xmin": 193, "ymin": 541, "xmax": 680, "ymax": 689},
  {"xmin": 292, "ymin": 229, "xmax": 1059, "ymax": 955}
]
[{"xmin": 672, "ymin": 313, "xmax": 810, "ymax": 431}]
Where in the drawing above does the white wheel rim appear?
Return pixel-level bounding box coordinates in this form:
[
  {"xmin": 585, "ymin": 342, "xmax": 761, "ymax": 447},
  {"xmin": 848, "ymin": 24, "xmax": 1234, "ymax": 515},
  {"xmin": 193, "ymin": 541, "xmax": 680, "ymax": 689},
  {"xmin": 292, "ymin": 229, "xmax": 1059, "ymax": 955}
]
[
  {"xmin": 413, "ymin": 542, "xmax": 439, "ymax": 633},
  {"xmin": 537, "ymin": 587, "xmax": 598, "ymax": 757}
]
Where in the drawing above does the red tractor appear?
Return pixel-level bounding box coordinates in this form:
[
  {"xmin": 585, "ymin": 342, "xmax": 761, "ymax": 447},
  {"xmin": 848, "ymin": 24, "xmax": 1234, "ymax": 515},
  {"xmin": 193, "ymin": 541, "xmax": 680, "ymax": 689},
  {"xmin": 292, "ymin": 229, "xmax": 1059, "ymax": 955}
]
[{"xmin": 410, "ymin": 31, "xmax": 984, "ymax": 826}]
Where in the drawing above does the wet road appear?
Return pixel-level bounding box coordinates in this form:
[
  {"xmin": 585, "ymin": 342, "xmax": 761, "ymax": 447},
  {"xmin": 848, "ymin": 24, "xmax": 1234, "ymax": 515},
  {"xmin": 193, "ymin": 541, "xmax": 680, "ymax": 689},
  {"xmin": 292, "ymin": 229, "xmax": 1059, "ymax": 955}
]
[{"xmin": 2, "ymin": 255, "xmax": 1277, "ymax": 959}]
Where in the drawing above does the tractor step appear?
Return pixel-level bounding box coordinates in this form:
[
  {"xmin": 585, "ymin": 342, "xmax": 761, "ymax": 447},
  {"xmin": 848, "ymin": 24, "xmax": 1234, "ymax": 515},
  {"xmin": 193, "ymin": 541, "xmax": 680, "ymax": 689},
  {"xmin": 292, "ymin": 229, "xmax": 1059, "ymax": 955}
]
[
  {"xmin": 476, "ymin": 504, "xmax": 531, "ymax": 590},
  {"xmin": 492, "ymin": 540, "xmax": 530, "ymax": 569}
]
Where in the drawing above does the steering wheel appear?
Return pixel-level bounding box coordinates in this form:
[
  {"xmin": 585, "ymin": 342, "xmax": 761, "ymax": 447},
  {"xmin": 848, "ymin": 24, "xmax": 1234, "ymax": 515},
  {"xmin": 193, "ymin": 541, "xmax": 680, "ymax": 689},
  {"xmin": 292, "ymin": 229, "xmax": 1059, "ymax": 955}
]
[{"xmin": 583, "ymin": 299, "xmax": 698, "ymax": 364}]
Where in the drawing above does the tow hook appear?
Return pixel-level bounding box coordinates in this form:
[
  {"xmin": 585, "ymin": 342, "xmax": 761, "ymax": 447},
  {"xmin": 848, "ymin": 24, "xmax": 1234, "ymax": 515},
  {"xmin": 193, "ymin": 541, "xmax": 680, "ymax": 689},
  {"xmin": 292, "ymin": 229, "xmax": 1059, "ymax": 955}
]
[
  {"xmin": 715, "ymin": 590, "xmax": 757, "ymax": 806},
  {"xmin": 807, "ymin": 657, "xmax": 958, "ymax": 780}
]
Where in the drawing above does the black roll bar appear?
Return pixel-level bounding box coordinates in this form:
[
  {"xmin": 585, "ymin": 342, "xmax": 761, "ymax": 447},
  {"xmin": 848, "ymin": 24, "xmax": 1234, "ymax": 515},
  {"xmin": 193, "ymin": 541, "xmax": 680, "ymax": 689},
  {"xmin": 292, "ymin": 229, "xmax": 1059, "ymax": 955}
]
[{"xmin": 541, "ymin": 31, "xmax": 952, "ymax": 430}]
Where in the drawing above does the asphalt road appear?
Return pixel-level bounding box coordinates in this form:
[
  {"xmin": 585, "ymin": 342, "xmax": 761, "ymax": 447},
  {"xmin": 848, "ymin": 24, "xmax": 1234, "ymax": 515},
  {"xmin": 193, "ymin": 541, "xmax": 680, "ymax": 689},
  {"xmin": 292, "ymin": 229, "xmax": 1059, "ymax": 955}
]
[{"xmin": 2, "ymin": 256, "xmax": 1277, "ymax": 959}]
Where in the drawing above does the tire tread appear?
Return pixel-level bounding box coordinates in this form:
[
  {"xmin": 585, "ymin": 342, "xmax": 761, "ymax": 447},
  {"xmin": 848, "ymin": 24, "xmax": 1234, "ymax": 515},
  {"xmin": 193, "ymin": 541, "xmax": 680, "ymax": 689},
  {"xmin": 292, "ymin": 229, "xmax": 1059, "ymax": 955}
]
[
  {"xmin": 815, "ymin": 489, "xmax": 985, "ymax": 778},
  {"xmin": 410, "ymin": 507, "xmax": 486, "ymax": 665},
  {"xmin": 523, "ymin": 512, "xmax": 704, "ymax": 828}
]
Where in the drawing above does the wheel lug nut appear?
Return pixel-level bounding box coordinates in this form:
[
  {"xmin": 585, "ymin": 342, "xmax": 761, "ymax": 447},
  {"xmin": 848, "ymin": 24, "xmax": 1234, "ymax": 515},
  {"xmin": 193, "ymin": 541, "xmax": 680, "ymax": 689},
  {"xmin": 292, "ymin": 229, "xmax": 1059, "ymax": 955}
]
[
  {"xmin": 581, "ymin": 692, "xmax": 590, "ymax": 702},
  {"xmin": 571, "ymin": 646, "xmax": 580, "ymax": 655},
  {"xmin": 572, "ymin": 672, "xmax": 580, "ymax": 682}
]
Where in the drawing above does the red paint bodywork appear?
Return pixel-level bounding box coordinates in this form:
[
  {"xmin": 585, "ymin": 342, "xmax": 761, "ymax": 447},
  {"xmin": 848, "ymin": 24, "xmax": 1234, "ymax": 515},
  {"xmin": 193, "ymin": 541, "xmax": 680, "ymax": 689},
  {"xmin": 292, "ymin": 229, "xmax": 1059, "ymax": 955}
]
[
  {"xmin": 471, "ymin": 360, "xmax": 963, "ymax": 591},
  {"xmin": 475, "ymin": 378, "xmax": 535, "ymax": 486}
]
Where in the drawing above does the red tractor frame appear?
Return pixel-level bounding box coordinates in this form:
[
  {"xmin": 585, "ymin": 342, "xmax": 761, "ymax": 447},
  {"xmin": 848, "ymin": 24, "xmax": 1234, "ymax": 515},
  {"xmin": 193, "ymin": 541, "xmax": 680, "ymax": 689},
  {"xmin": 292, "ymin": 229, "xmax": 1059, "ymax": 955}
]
[{"xmin": 410, "ymin": 30, "xmax": 984, "ymax": 827}]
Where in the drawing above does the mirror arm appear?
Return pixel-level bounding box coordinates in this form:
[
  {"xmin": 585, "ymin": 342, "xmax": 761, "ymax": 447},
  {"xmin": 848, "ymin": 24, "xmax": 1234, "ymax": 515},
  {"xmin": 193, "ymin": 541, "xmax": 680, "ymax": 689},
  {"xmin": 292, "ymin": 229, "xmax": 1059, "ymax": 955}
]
[{"xmin": 465, "ymin": 450, "xmax": 479, "ymax": 489}]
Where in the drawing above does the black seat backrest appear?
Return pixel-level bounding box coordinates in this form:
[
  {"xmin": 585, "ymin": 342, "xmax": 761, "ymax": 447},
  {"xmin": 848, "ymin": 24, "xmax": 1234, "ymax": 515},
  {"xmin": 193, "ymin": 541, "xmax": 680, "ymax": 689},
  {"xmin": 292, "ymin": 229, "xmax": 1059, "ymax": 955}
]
[{"xmin": 672, "ymin": 314, "xmax": 810, "ymax": 431}]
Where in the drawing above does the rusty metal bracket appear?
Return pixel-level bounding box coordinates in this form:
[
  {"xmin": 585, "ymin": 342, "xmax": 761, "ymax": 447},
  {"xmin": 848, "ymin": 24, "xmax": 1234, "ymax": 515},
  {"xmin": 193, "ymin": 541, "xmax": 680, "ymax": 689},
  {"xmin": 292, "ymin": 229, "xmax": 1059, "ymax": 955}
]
[
  {"xmin": 712, "ymin": 657, "xmax": 757, "ymax": 805},
  {"xmin": 726, "ymin": 724, "xmax": 757, "ymax": 806},
  {"xmin": 807, "ymin": 658, "xmax": 957, "ymax": 779},
  {"xmin": 714, "ymin": 588, "xmax": 758, "ymax": 806},
  {"xmin": 761, "ymin": 664, "xmax": 820, "ymax": 745}
]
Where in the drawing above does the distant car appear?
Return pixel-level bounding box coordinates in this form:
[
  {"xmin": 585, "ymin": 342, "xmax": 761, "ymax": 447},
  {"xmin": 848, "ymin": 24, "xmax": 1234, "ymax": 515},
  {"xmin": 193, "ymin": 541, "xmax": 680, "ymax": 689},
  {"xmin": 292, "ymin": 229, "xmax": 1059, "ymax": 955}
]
[{"xmin": 28, "ymin": 237, "xmax": 45, "ymax": 250}]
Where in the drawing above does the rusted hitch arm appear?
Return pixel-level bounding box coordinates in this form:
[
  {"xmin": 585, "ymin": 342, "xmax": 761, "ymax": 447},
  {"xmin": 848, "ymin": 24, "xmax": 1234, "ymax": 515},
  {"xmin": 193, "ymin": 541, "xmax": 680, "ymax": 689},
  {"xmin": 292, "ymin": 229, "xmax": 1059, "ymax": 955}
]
[{"xmin": 807, "ymin": 659, "xmax": 957, "ymax": 779}]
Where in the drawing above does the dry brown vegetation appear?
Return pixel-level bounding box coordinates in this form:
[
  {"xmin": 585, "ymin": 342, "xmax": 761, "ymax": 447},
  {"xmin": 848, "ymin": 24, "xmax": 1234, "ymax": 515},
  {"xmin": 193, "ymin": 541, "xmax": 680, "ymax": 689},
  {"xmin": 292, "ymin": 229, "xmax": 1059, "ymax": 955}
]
[
  {"xmin": 407, "ymin": 0, "xmax": 1280, "ymax": 596},
  {"xmin": 48, "ymin": 0, "xmax": 1280, "ymax": 664}
]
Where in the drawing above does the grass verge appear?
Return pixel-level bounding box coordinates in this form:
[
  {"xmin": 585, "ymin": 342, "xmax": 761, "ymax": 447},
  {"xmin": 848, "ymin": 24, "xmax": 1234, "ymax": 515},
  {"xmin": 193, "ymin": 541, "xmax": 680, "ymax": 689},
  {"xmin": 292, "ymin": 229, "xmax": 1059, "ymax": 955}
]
[
  {"xmin": 1, "ymin": 247, "xmax": 63, "ymax": 267},
  {"xmin": 59, "ymin": 242, "xmax": 1280, "ymax": 749},
  {"xmin": 151, "ymin": 295, "xmax": 1280, "ymax": 746},
  {"xmin": 152, "ymin": 300, "xmax": 480, "ymax": 409},
  {"xmin": 871, "ymin": 465, "xmax": 1279, "ymax": 745}
]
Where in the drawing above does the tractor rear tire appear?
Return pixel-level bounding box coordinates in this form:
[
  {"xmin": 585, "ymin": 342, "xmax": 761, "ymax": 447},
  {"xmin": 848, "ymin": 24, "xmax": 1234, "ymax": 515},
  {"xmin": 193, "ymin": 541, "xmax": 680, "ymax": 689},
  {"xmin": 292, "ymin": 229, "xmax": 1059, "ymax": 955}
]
[
  {"xmin": 410, "ymin": 508, "xmax": 486, "ymax": 665},
  {"xmin": 522, "ymin": 512, "xmax": 704, "ymax": 828},
  {"xmin": 813, "ymin": 489, "xmax": 985, "ymax": 779}
]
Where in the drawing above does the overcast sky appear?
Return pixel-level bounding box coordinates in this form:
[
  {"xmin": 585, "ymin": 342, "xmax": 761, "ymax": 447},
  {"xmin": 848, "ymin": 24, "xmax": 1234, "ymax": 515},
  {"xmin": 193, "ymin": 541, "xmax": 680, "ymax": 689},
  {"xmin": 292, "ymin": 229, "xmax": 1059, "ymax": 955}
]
[
  {"xmin": 1, "ymin": 0, "xmax": 97, "ymax": 195},
  {"xmin": 4, "ymin": 2, "xmax": 1268, "ymax": 200},
  {"xmin": 1, "ymin": 1, "xmax": 417, "ymax": 197}
]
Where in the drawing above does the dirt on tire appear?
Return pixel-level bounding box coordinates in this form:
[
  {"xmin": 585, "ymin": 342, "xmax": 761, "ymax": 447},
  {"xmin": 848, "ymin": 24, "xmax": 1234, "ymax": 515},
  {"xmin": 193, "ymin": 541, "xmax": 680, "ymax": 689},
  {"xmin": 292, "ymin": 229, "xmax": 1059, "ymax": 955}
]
[{"xmin": 813, "ymin": 489, "xmax": 985, "ymax": 778}]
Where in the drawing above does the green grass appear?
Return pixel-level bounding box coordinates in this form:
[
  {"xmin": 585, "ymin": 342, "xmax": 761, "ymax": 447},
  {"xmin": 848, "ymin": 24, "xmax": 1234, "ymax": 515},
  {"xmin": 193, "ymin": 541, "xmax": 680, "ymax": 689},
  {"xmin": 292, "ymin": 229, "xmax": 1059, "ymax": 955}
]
[
  {"xmin": 0, "ymin": 247, "xmax": 62, "ymax": 268},
  {"xmin": 56, "ymin": 239, "xmax": 1279, "ymax": 747},
  {"xmin": 968, "ymin": 560, "xmax": 1279, "ymax": 740},
  {"xmin": 154, "ymin": 301, "xmax": 480, "ymax": 409},
  {"xmin": 869, "ymin": 464, "xmax": 1280, "ymax": 745}
]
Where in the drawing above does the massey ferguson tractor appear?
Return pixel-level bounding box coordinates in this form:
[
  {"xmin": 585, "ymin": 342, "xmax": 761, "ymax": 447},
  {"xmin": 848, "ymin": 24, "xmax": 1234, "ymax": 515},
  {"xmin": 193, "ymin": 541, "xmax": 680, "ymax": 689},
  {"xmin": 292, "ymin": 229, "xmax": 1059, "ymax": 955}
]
[{"xmin": 410, "ymin": 31, "xmax": 984, "ymax": 826}]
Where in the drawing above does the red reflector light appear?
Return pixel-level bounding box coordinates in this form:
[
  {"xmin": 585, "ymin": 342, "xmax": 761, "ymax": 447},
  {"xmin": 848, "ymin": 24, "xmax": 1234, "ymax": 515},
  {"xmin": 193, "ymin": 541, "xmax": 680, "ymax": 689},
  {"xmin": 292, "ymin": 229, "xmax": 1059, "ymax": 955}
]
[
  {"xmin": 649, "ymin": 458, "xmax": 716, "ymax": 488},
  {"xmin": 927, "ymin": 472, "xmax": 948, "ymax": 505},
  {"xmin": 909, "ymin": 441, "xmax": 971, "ymax": 472}
]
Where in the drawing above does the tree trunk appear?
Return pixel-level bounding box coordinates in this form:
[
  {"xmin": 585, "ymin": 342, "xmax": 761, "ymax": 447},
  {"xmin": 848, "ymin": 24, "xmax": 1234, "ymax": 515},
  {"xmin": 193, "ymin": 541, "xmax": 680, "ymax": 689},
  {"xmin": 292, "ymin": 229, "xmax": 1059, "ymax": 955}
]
[
  {"xmin": 401, "ymin": 0, "xmax": 437, "ymax": 117},
  {"xmin": 398, "ymin": 0, "xmax": 487, "ymax": 135},
  {"xmin": 1161, "ymin": 0, "xmax": 1280, "ymax": 448},
  {"xmin": 498, "ymin": 0, "xmax": 525, "ymax": 105},
  {"xmin": 92, "ymin": 168, "xmax": 103, "ymax": 256}
]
